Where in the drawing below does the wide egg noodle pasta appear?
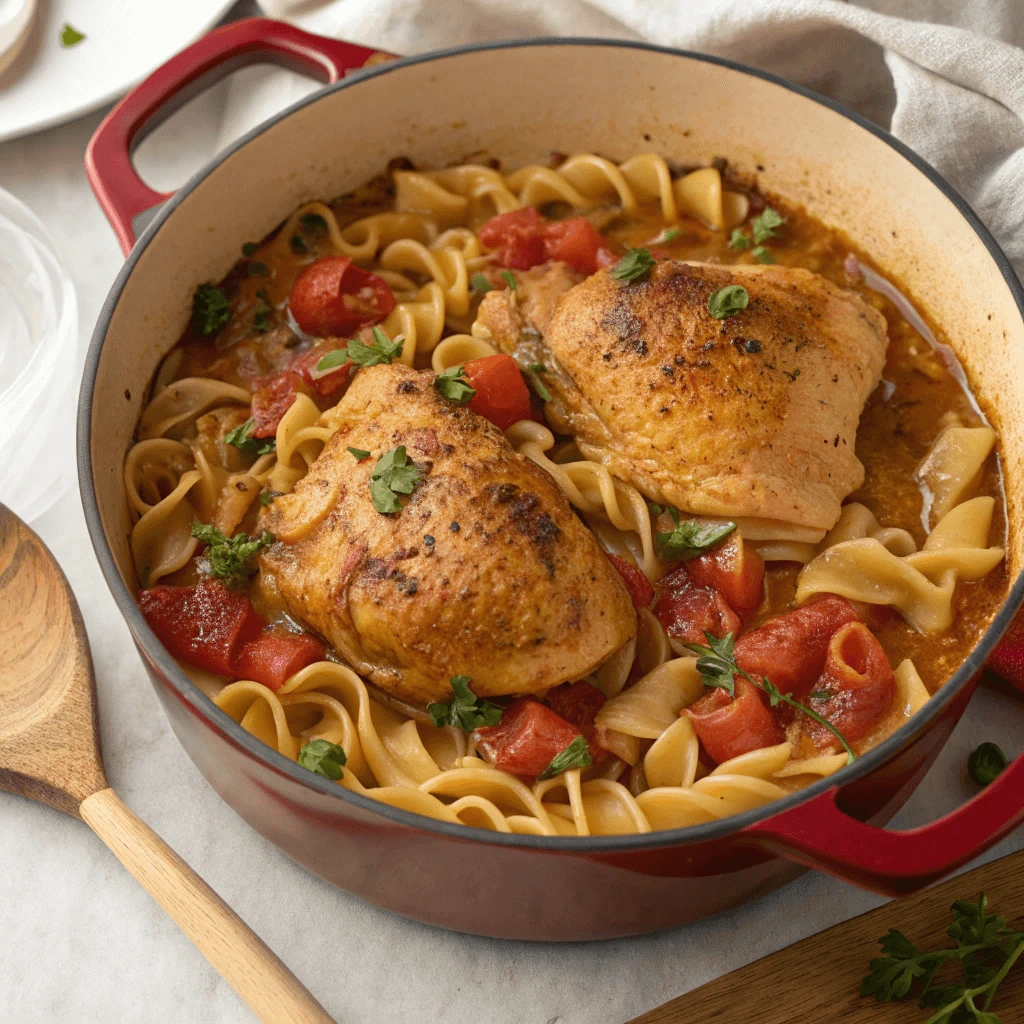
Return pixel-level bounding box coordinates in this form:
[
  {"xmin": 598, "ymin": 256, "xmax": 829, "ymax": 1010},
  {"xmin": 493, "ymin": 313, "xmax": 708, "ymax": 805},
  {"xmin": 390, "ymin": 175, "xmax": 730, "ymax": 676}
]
[{"xmin": 916, "ymin": 425, "xmax": 996, "ymax": 527}]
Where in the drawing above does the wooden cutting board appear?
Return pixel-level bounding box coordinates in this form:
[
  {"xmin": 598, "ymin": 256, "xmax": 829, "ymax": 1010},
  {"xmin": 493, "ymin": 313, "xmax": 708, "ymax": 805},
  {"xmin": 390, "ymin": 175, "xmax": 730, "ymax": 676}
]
[{"xmin": 630, "ymin": 849, "xmax": 1024, "ymax": 1023}]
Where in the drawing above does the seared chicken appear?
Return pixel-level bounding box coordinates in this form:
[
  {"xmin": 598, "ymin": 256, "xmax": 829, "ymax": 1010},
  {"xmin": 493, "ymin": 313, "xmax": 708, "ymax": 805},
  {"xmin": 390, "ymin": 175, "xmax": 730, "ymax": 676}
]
[
  {"xmin": 478, "ymin": 261, "xmax": 887, "ymax": 532},
  {"xmin": 256, "ymin": 363, "xmax": 635, "ymax": 705}
]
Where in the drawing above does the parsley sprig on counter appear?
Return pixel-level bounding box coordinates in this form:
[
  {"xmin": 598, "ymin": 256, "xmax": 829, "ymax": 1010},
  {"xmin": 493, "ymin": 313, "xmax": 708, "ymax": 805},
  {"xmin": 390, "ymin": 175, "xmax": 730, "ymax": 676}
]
[
  {"xmin": 656, "ymin": 509, "xmax": 735, "ymax": 562},
  {"xmin": 434, "ymin": 365, "xmax": 477, "ymax": 404},
  {"xmin": 370, "ymin": 445, "xmax": 424, "ymax": 514},
  {"xmin": 539, "ymin": 736, "xmax": 593, "ymax": 780},
  {"xmin": 190, "ymin": 523, "xmax": 274, "ymax": 583},
  {"xmin": 427, "ymin": 676, "xmax": 503, "ymax": 731},
  {"xmin": 969, "ymin": 743, "xmax": 1007, "ymax": 786},
  {"xmin": 862, "ymin": 894, "xmax": 1024, "ymax": 1023},
  {"xmin": 224, "ymin": 418, "xmax": 276, "ymax": 457},
  {"xmin": 685, "ymin": 631, "xmax": 856, "ymax": 764}
]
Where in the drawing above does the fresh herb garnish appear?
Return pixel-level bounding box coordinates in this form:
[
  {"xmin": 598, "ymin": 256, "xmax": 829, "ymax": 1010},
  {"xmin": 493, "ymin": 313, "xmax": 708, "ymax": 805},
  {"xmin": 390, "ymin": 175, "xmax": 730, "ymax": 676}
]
[
  {"xmin": 686, "ymin": 630, "xmax": 856, "ymax": 764},
  {"xmin": 242, "ymin": 242, "xmax": 259, "ymax": 257},
  {"xmin": 524, "ymin": 364, "xmax": 552, "ymax": 402},
  {"xmin": 471, "ymin": 273, "xmax": 493, "ymax": 294},
  {"xmin": 861, "ymin": 894, "xmax": 1024, "ymax": 1022},
  {"xmin": 434, "ymin": 365, "xmax": 477, "ymax": 404},
  {"xmin": 752, "ymin": 206, "xmax": 784, "ymax": 244},
  {"xmin": 347, "ymin": 447, "xmax": 371, "ymax": 461},
  {"xmin": 191, "ymin": 283, "xmax": 232, "ymax": 337},
  {"xmin": 427, "ymin": 676, "xmax": 503, "ymax": 732},
  {"xmin": 259, "ymin": 490, "xmax": 281, "ymax": 507},
  {"xmin": 224, "ymin": 418, "xmax": 276, "ymax": 456},
  {"xmin": 728, "ymin": 229, "xmax": 750, "ymax": 250},
  {"xmin": 969, "ymin": 742, "xmax": 1007, "ymax": 786},
  {"xmin": 252, "ymin": 306, "xmax": 272, "ymax": 333},
  {"xmin": 299, "ymin": 212, "xmax": 328, "ymax": 236},
  {"xmin": 247, "ymin": 260, "xmax": 270, "ymax": 277},
  {"xmin": 190, "ymin": 523, "xmax": 274, "ymax": 582},
  {"xmin": 298, "ymin": 739, "xmax": 347, "ymax": 780},
  {"xmin": 707, "ymin": 284, "xmax": 749, "ymax": 320},
  {"xmin": 314, "ymin": 327, "xmax": 403, "ymax": 378},
  {"xmin": 660, "ymin": 227, "xmax": 681, "ymax": 243},
  {"xmin": 752, "ymin": 245, "xmax": 774, "ymax": 265},
  {"xmin": 60, "ymin": 23, "xmax": 85, "ymax": 47},
  {"xmin": 500, "ymin": 270, "xmax": 517, "ymax": 291},
  {"xmin": 809, "ymin": 690, "xmax": 832, "ymax": 701},
  {"xmin": 656, "ymin": 508, "xmax": 735, "ymax": 562},
  {"xmin": 612, "ymin": 247, "xmax": 656, "ymax": 284},
  {"xmin": 290, "ymin": 234, "xmax": 308, "ymax": 254},
  {"xmin": 539, "ymin": 735, "xmax": 593, "ymax": 780},
  {"xmin": 369, "ymin": 445, "xmax": 424, "ymax": 514},
  {"xmin": 645, "ymin": 498, "xmax": 665, "ymax": 517}
]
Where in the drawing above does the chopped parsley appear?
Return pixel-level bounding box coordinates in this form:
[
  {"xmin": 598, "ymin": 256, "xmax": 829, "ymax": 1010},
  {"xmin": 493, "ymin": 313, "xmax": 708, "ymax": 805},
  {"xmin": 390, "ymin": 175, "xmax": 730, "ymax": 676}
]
[
  {"xmin": 471, "ymin": 273, "xmax": 492, "ymax": 293},
  {"xmin": 427, "ymin": 676, "xmax": 503, "ymax": 731},
  {"xmin": 500, "ymin": 270, "xmax": 517, "ymax": 291},
  {"xmin": 60, "ymin": 23, "xmax": 85, "ymax": 47},
  {"xmin": 968, "ymin": 742, "xmax": 1007, "ymax": 786},
  {"xmin": 539, "ymin": 735, "xmax": 593, "ymax": 780},
  {"xmin": 314, "ymin": 327, "xmax": 403, "ymax": 377},
  {"xmin": 290, "ymin": 234, "xmax": 308, "ymax": 254},
  {"xmin": 242, "ymin": 242, "xmax": 259, "ymax": 257},
  {"xmin": 751, "ymin": 245, "xmax": 774, "ymax": 264},
  {"xmin": 298, "ymin": 739, "xmax": 347, "ymax": 780},
  {"xmin": 247, "ymin": 260, "xmax": 270, "ymax": 277},
  {"xmin": 707, "ymin": 284, "xmax": 749, "ymax": 320},
  {"xmin": 728, "ymin": 229, "xmax": 750, "ymax": 250},
  {"xmin": 191, "ymin": 283, "xmax": 231, "ymax": 337},
  {"xmin": 752, "ymin": 206, "xmax": 784, "ymax": 244},
  {"xmin": 190, "ymin": 523, "xmax": 274, "ymax": 582},
  {"xmin": 347, "ymin": 446, "xmax": 371, "ymax": 461},
  {"xmin": 612, "ymin": 247, "xmax": 656, "ymax": 284},
  {"xmin": 259, "ymin": 490, "xmax": 281, "ymax": 507},
  {"xmin": 434, "ymin": 365, "xmax": 477, "ymax": 404},
  {"xmin": 299, "ymin": 212, "xmax": 328, "ymax": 236},
  {"xmin": 252, "ymin": 306, "xmax": 272, "ymax": 333},
  {"xmin": 656, "ymin": 509, "xmax": 735, "ymax": 562},
  {"xmin": 524, "ymin": 363, "xmax": 552, "ymax": 402},
  {"xmin": 224, "ymin": 418, "xmax": 276, "ymax": 456},
  {"xmin": 369, "ymin": 445, "xmax": 424, "ymax": 514}
]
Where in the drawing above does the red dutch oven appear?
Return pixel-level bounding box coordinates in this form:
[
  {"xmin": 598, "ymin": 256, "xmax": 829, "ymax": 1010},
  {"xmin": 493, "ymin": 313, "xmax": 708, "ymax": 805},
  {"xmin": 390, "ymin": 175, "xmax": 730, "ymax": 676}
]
[{"xmin": 79, "ymin": 18, "xmax": 1024, "ymax": 940}]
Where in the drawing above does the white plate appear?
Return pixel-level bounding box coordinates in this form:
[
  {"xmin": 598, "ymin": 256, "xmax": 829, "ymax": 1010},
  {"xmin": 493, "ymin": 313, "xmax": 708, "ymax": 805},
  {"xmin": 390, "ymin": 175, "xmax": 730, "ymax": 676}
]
[{"xmin": 0, "ymin": 0, "xmax": 237, "ymax": 144}]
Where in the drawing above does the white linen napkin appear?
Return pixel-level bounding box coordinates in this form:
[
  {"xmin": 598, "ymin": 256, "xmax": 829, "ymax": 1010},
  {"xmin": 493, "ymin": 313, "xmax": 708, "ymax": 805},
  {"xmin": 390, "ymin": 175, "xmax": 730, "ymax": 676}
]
[{"xmin": 212, "ymin": 0, "xmax": 1024, "ymax": 279}]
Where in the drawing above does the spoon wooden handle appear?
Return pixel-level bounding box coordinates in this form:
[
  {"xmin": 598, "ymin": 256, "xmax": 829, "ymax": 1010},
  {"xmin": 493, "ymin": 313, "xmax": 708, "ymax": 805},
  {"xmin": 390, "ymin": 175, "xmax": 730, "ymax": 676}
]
[{"xmin": 79, "ymin": 787, "xmax": 335, "ymax": 1024}]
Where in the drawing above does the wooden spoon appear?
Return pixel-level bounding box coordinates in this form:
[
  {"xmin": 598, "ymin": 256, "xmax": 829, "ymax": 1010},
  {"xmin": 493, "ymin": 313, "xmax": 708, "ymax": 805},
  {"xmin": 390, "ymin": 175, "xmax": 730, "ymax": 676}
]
[{"xmin": 0, "ymin": 504, "xmax": 335, "ymax": 1024}]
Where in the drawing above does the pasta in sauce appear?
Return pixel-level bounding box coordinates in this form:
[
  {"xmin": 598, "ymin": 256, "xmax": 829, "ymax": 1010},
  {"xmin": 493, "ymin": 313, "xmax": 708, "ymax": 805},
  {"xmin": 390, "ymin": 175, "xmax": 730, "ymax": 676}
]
[{"xmin": 126, "ymin": 152, "xmax": 1007, "ymax": 837}]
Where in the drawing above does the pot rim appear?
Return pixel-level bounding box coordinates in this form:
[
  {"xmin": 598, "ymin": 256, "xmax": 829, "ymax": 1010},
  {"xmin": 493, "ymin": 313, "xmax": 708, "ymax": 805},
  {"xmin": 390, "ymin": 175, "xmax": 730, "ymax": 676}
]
[{"xmin": 78, "ymin": 35, "xmax": 1024, "ymax": 854}]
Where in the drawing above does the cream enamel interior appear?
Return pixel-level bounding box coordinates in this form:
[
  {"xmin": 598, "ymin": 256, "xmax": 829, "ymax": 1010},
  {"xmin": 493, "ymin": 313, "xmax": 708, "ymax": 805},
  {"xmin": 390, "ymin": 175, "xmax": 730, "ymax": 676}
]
[{"xmin": 89, "ymin": 41, "xmax": 1024, "ymax": 614}]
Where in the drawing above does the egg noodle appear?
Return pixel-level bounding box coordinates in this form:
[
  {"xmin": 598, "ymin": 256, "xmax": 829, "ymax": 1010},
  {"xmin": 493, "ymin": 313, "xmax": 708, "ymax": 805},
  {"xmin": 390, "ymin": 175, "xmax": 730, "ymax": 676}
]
[{"xmin": 123, "ymin": 154, "xmax": 1003, "ymax": 836}]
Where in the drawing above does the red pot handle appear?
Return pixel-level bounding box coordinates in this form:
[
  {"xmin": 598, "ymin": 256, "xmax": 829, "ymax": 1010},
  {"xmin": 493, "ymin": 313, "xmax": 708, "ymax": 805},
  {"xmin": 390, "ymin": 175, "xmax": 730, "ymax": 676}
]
[
  {"xmin": 744, "ymin": 750, "xmax": 1024, "ymax": 895},
  {"xmin": 85, "ymin": 17, "xmax": 394, "ymax": 255}
]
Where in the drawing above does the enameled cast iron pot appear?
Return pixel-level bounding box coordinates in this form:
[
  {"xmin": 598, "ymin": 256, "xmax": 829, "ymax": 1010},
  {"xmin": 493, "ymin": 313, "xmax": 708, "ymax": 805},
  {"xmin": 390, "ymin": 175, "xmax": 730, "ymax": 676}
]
[{"xmin": 80, "ymin": 18, "xmax": 1024, "ymax": 941}]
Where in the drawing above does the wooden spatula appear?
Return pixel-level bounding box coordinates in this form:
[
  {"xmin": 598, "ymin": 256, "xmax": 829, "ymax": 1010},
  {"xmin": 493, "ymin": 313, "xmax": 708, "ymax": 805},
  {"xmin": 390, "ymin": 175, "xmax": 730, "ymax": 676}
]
[
  {"xmin": 0, "ymin": 504, "xmax": 335, "ymax": 1024},
  {"xmin": 631, "ymin": 847, "xmax": 1024, "ymax": 1023}
]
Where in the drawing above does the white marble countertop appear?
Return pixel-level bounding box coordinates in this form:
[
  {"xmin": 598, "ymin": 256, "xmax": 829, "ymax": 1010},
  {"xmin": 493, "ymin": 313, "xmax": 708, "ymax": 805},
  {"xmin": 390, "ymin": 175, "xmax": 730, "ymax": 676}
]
[{"xmin": 3, "ymin": 25, "xmax": 1024, "ymax": 1024}]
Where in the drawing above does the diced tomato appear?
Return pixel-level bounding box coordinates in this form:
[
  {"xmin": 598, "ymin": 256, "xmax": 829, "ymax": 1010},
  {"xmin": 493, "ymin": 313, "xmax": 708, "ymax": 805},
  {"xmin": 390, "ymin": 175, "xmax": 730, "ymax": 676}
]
[
  {"xmin": 474, "ymin": 698, "xmax": 583, "ymax": 777},
  {"xmin": 478, "ymin": 207, "xmax": 547, "ymax": 270},
  {"xmin": 233, "ymin": 629, "xmax": 327, "ymax": 691},
  {"xmin": 462, "ymin": 354, "xmax": 533, "ymax": 430},
  {"xmin": 734, "ymin": 594, "xmax": 859, "ymax": 699},
  {"xmin": 544, "ymin": 680, "xmax": 608, "ymax": 762},
  {"xmin": 654, "ymin": 568, "xmax": 741, "ymax": 645},
  {"xmin": 542, "ymin": 218, "xmax": 614, "ymax": 274},
  {"xmin": 288, "ymin": 256, "xmax": 396, "ymax": 337},
  {"xmin": 250, "ymin": 370, "xmax": 313, "ymax": 438},
  {"xmin": 686, "ymin": 534, "xmax": 765, "ymax": 613},
  {"xmin": 607, "ymin": 553, "xmax": 654, "ymax": 610},
  {"xmin": 288, "ymin": 342, "xmax": 353, "ymax": 398},
  {"xmin": 987, "ymin": 606, "xmax": 1024, "ymax": 694},
  {"xmin": 806, "ymin": 622, "xmax": 895, "ymax": 751},
  {"xmin": 685, "ymin": 678, "xmax": 783, "ymax": 765},
  {"xmin": 138, "ymin": 579, "xmax": 265, "ymax": 676}
]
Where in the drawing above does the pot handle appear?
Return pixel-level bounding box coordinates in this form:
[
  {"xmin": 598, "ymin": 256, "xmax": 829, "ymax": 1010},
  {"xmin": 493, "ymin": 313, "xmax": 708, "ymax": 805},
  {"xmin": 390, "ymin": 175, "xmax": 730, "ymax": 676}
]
[
  {"xmin": 743, "ymin": 749, "xmax": 1024, "ymax": 896},
  {"xmin": 85, "ymin": 17, "xmax": 393, "ymax": 255}
]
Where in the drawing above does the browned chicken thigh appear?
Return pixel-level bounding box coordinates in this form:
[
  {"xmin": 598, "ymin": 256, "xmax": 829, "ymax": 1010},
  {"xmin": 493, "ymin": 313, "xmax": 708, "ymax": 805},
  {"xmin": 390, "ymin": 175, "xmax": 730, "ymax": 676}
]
[
  {"xmin": 477, "ymin": 260, "xmax": 887, "ymax": 532},
  {"xmin": 255, "ymin": 363, "xmax": 635, "ymax": 705}
]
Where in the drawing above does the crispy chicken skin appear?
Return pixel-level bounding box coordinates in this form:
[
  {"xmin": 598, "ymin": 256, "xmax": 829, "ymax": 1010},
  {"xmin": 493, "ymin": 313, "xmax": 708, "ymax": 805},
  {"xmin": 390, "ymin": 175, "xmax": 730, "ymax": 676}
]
[
  {"xmin": 479, "ymin": 260, "xmax": 887, "ymax": 531},
  {"xmin": 255, "ymin": 363, "xmax": 635, "ymax": 705}
]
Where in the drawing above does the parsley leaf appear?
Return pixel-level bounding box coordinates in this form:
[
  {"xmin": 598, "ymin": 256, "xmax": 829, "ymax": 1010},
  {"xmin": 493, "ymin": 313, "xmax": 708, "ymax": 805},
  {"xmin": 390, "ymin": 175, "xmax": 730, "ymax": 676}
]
[
  {"xmin": 298, "ymin": 739, "xmax": 347, "ymax": 780},
  {"xmin": 224, "ymin": 418, "xmax": 276, "ymax": 456},
  {"xmin": 434, "ymin": 365, "xmax": 477, "ymax": 404},
  {"xmin": 612, "ymin": 247, "xmax": 656, "ymax": 284},
  {"xmin": 347, "ymin": 447, "xmax": 371, "ymax": 460},
  {"xmin": 259, "ymin": 490, "xmax": 281, "ymax": 507},
  {"xmin": 657, "ymin": 508, "xmax": 735, "ymax": 562},
  {"xmin": 728, "ymin": 229, "xmax": 750, "ymax": 250},
  {"xmin": 471, "ymin": 273, "xmax": 493, "ymax": 293},
  {"xmin": 426, "ymin": 676, "xmax": 503, "ymax": 732},
  {"xmin": 299, "ymin": 213, "xmax": 328, "ymax": 236},
  {"xmin": 500, "ymin": 270, "xmax": 517, "ymax": 291},
  {"xmin": 752, "ymin": 206, "xmax": 784, "ymax": 244},
  {"xmin": 539, "ymin": 735, "xmax": 593, "ymax": 780},
  {"xmin": 660, "ymin": 227, "xmax": 681, "ymax": 242},
  {"xmin": 369, "ymin": 445, "xmax": 424, "ymax": 514},
  {"xmin": 190, "ymin": 523, "xmax": 274, "ymax": 582},
  {"xmin": 252, "ymin": 306, "xmax": 272, "ymax": 333},
  {"xmin": 707, "ymin": 284, "xmax": 749, "ymax": 319},
  {"xmin": 191, "ymin": 283, "xmax": 232, "ymax": 337},
  {"xmin": 247, "ymin": 260, "xmax": 270, "ymax": 277},
  {"xmin": 752, "ymin": 245, "xmax": 775, "ymax": 265},
  {"xmin": 524, "ymin": 364, "xmax": 552, "ymax": 402},
  {"xmin": 60, "ymin": 23, "xmax": 85, "ymax": 47},
  {"xmin": 290, "ymin": 234, "xmax": 308, "ymax": 254},
  {"xmin": 969, "ymin": 742, "xmax": 1007, "ymax": 786},
  {"xmin": 242, "ymin": 242, "xmax": 259, "ymax": 257}
]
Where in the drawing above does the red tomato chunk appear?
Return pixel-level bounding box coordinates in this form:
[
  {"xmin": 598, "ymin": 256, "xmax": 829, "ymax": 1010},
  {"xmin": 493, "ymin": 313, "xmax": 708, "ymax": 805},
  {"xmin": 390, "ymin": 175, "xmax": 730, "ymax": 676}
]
[
  {"xmin": 288, "ymin": 256, "xmax": 396, "ymax": 337},
  {"xmin": 607, "ymin": 553, "xmax": 654, "ymax": 610},
  {"xmin": 463, "ymin": 354, "xmax": 533, "ymax": 430},
  {"xmin": 544, "ymin": 680, "xmax": 608, "ymax": 762},
  {"xmin": 685, "ymin": 678, "xmax": 783, "ymax": 765},
  {"xmin": 478, "ymin": 208, "xmax": 615, "ymax": 274},
  {"xmin": 542, "ymin": 217, "xmax": 618, "ymax": 274},
  {"xmin": 288, "ymin": 341, "xmax": 353, "ymax": 398},
  {"xmin": 474, "ymin": 698, "xmax": 583, "ymax": 777},
  {"xmin": 250, "ymin": 370, "xmax": 312, "ymax": 438},
  {"xmin": 685, "ymin": 534, "xmax": 765, "ymax": 613},
  {"xmin": 234, "ymin": 629, "xmax": 327, "ymax": 692},
  {"xmin": 654, "ymin": 566, "xmax": 741, "ymax": 645}
]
